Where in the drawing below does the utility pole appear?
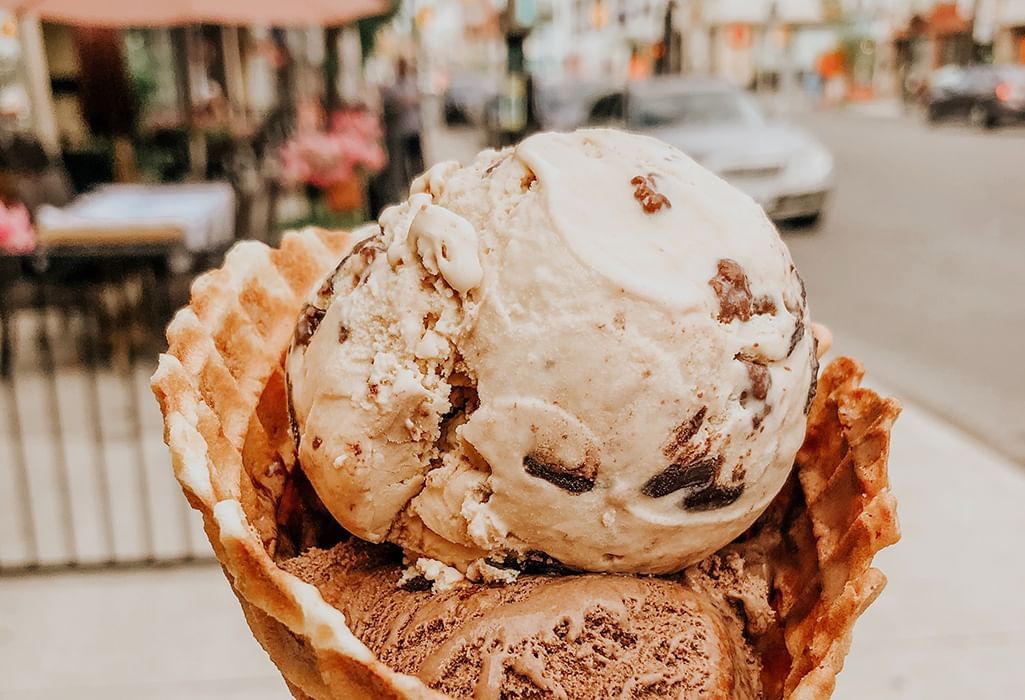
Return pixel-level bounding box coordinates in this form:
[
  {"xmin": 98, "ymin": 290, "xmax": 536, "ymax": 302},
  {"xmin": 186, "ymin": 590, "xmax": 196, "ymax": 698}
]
[
  {"xmin": 498, "ymin": 0, "xmax": 538, "ymax": 146},
  {"xmin": 656, "ymin": 1, "xmax": 675, "ymax": 75},
  {"xmin": 18, "ymin": 16, "xmax": 59, "ymax": 155},
  {"xmin": 324, "ymin": 27, "xmax": 342, "ymax": 114}
]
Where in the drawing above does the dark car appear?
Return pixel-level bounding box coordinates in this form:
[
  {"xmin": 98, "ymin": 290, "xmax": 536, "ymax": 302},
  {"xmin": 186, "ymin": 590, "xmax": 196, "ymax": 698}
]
[
  {"xmin": 443, "ymin": 73, "xmax": 498, "ymax": 127},
  {"xmin": 924, "ymin": 64, "xmax": 1025, "ymax": 129},
  {"xmin": 534, "ymin": 79, "xmax": 615, "ymax": 131}
]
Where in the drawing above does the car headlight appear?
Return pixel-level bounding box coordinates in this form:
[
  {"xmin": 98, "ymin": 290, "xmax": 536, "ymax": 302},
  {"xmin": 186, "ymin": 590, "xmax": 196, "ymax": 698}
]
[{"xmin": 788, "ymin": 144, "xmax": 834, "ymax": 184}]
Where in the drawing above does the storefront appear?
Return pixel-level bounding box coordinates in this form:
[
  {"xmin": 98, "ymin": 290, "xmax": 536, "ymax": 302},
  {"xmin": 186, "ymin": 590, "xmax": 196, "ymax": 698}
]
[
  {"xmin": 995, "ymin": 22, "xmax": 1025, "ymax": 64},
  {"xmin": 978, "ymin": 0, "xmax": 1025, "ymax": 64},
  {"xmin": 893, "ymin": 2, "xmax": 974, "ymax": 95}
]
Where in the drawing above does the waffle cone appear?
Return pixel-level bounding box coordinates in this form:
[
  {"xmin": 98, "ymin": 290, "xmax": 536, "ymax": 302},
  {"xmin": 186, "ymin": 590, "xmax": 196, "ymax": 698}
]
[{"xmin": 152, "ymin": 229, "xmax": 900, "ymax": 699}]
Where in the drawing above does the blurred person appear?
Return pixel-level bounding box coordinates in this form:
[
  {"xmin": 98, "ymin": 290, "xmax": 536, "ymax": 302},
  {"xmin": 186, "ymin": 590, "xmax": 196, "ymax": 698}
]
[
  {"xmin": 381, "ymin": 58, "xmax": 423, "ymax": 204},
  {"xmin": 0, "ymin": 134, "xmax": 73, "ymax": 216},
  {"xmin": 75, "ymin": 27, "xmax": 138, "ymax": 182},
  {"xmin": 816, "ymin": 48, "xmax": 846, "ymax": 107},
  {"xmin": 801, "ymin": 69, "xmax": 823, "ymax": 100},
  {"xmin": 628, "ymin": 46, "xmax": 651, "ymax": 81}
]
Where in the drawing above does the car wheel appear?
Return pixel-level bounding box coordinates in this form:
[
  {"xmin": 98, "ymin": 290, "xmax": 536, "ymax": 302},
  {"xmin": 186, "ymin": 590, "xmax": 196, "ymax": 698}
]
[
  {"xmin": 444, "ymin": 103, "xmax": 469, "ymax": 127},
  {"xmin": 785, "ymin": 212, "xmax": 822, "ymax": 230},
  {"xmin": 969, "ymin": 104, "xmax": 996, "ymax": 129}
]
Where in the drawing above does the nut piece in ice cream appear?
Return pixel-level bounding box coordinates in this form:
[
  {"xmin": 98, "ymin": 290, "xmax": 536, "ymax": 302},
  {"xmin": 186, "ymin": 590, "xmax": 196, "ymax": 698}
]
[{"xmin": 286, "ymin": 128, "xmax": 818, "ymax": 578}]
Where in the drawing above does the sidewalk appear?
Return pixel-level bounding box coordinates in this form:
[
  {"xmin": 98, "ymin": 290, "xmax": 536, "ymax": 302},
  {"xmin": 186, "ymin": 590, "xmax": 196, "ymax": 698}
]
[
  {"xmin": 2, "ymin": 373, "xmax": 1022, "ymax": 699},
  {"xmin": 843, "ymin": 97, "xmax": 906, "ymax": 119},
  {"xmin": 0, "ymin": 310, "xmax": 209, "ymax": 569},
  {"xmin": 833, "ymin": 379, "xmax": 1025, "ymax": 698}
]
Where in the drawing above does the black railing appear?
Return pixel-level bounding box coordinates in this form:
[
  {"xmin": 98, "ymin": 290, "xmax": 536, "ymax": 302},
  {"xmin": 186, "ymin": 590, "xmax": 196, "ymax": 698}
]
[{"xmin": 1, "ymin": 248, "xmax": 212, "ymax": 571}]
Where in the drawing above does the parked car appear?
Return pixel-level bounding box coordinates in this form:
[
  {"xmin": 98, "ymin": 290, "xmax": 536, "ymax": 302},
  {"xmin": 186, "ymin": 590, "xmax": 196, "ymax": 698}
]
[
  {"xmin": 923, "ymin": 64, "xmax": 1025, "ymax": 129},
  {"xmin": 482, "ymin": 78, "xmax": 613, "ymax": 145},
  {"xmin": 534, "ymin": 79, "xmax": 615, "ymax": 131},
  {"xmin": 585, "ymin": 78, "xmax": 834, "ymax": 226},
  {"xmin": 443, "ymin": 73, "xmax": 498, "ymax": 127}
]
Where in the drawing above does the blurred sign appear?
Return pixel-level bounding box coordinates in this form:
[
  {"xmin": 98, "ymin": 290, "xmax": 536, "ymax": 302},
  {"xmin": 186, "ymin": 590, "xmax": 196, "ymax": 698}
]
[
  {"xmin": 0, "ymin": 11, "xmax": 19, "ymax": 70},
  {"xmin": 821, "ymin": 0, "xmax": 843, "ymax": 23},
  {"xmin": 415, "ymin": 6, "xmax": 434, "ymax": 30},
  {"xmin": 973, "ymin": 0, "xmax": 996, "ymax": 43},
  {"xmin": 504, "ymin": 0, "xmax": 537, "ymax": 34},
  {"xmin": 498, "ymin": 72, "xmax": 526, "ymax": 132},
  {"xmin": 728, "ymin": 24, "xmax": 751, "ymax": 50},
  {"xmin": 514, "ymin": 0, "xmax": 537, "ymax": 28}
]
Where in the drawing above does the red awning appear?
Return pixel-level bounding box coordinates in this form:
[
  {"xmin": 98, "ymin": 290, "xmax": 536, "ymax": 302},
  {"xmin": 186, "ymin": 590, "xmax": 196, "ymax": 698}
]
[
  {"xmin": 894, "ymin": 3, "xmax": 972, "ymax": 41},
  {"xmin": 2, "ymin": 0, "xmax": 389, "ymax": 27},
  {"xmin": 928, "ymin": 3, "xmax": 972, "ymax": 36}
]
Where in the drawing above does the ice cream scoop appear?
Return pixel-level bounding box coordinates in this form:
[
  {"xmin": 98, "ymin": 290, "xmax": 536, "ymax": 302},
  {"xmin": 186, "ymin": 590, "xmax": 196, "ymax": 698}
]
[
  {"xmin": 284, "ymin": 539, "xmax": 767, "ymax": 700},
  {"xmin": 285, "ymin": 128, "xmax": 818, "ymax": 579}
]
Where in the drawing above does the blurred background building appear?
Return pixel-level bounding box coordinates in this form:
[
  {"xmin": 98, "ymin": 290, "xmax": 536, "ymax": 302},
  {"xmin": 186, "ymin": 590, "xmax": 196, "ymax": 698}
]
[{"xmin": 0, "ymin": 0, "xmax": 1019, "ymax": 192}]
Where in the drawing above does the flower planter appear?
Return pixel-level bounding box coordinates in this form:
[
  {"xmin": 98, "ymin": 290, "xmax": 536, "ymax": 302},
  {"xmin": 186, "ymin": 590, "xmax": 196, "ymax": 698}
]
[{"xmin": 324, "ymin": 176, "xmax": 365, "ymax": 213}]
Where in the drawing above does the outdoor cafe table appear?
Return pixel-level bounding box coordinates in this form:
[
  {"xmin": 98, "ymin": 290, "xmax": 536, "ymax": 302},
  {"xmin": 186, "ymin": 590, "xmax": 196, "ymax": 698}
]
[
  {"xmin": 1, "ymin": 182, "xmax": 236, "ymax": 376},
  {"xmin": 35, "ymin": 182, "xmax": 236, "ymax": 254}
]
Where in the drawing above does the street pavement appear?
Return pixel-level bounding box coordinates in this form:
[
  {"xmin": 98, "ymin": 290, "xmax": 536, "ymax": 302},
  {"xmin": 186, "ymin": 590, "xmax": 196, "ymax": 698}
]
[
  {"xmin": 785, "ymin": 112, "xmax": 1025, "ymax": 467},
  {"xmin": 2, "ymin": 111, "xmax": 1023, "ymax": 699}
]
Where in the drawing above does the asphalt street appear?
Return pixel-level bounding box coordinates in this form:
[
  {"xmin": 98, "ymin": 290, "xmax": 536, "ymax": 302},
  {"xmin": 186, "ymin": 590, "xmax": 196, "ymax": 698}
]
[{"xmin": 784, "ymin": 112, "xmax": 1025, "ymax": 466}]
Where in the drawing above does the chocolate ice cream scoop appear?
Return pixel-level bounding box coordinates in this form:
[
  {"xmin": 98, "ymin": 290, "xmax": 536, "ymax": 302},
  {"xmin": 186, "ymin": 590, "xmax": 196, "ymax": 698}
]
[{"xmin": 285, "ymin": 539, "xmax": 767, "ymax": 700}]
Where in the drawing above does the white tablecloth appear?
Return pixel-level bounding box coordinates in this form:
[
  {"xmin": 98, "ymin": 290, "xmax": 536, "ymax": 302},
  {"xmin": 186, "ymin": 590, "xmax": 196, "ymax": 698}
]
[{"xmin": 37, "ymin": 182, "xmax": 236, "ymax": 253}]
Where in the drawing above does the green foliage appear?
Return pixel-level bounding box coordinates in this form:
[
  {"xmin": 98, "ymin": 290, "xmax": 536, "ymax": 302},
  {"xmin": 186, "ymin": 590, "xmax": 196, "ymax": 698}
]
[{"xmin": 122, "ymin": 30, "xmax": 160, "ymax": 133}]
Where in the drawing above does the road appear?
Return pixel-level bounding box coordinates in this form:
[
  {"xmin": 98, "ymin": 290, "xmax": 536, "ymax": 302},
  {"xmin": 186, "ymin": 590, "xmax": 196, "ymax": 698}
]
[{"xmin": 785, "ymin": 112, "xmax": 1025, "ymax": 466}]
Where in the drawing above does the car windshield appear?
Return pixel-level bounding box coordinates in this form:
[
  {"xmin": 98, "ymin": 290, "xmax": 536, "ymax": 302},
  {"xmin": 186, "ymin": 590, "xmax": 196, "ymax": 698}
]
[
  {"xmin": 930, "ymin": 65, "xmax": 964, "ymax": 89},
  {"xmin": 628, "ymin": 90, "xmax": 764, "ymax": 128},
  {"xmin": 539, "ymin": 85, "xmax": 601, "ymax": 122}
]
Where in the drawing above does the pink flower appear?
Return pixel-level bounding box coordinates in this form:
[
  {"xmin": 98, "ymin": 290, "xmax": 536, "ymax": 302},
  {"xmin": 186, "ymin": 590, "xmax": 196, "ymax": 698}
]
[
  {"xmin": 0, "ymin": 202, "xmax": 34, "ymax": 255},
  {"xmin": 331, "ymin": 110, "xmax": 383, "ymax": 143},
  {"xmin": 279, "ymin": 109, "xmax": 387, "ymax": 189}
]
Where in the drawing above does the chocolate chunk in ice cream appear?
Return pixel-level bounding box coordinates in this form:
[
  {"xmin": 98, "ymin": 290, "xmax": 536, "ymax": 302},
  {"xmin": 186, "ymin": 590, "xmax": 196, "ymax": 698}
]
[
  {"xmin": 630, "ymin": 173, "xmax": 672, "ymax": 213},
  {"xmin": 294, "ymin": 305, "xmax": 325, "ymax": 347},
  {"xmin": 523, "ymin": 454, "xmax": 596, "ymax": 494},
  {"xmin": 641, "ymin": 459, "xmax": 716, "ymax": 498},
  {"xmin": 684, "ymin": 483, "xmax": 746, "ymax": 512}
]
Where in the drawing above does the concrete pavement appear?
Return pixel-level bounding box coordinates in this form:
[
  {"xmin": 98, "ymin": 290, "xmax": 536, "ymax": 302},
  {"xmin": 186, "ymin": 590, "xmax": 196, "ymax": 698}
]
[
  {"xmin": 832, "ymin": 371, "xmax": 1025, "ymax": 698},
  {"xmin": 2, "ymin": 373, "xmax": 1022, "ymax": 699},
  {"xmin": 786, "ymin": 111, "xmax": 1025, "ymax": 467}
]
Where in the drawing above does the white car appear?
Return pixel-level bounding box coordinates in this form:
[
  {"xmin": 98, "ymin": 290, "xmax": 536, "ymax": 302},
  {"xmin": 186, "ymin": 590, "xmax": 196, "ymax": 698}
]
[{"xmin": 585, "ymin": 78, "xmax": 834, "ymax": 226}]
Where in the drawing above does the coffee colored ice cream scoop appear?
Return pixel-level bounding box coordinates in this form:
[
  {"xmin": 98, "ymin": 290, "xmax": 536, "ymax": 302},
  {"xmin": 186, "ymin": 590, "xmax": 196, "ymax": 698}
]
[{"xmin": 286, "ymin": 129, "xmax": 817, "ymax": 579}]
